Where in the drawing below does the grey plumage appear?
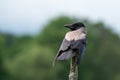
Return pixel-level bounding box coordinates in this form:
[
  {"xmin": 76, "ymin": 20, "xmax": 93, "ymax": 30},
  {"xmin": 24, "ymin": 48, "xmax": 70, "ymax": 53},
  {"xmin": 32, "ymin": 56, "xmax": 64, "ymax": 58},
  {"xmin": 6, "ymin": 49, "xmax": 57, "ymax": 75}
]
[{"xmin": 53, "ymin": 22, "xmax": 87, "ymax": 66}]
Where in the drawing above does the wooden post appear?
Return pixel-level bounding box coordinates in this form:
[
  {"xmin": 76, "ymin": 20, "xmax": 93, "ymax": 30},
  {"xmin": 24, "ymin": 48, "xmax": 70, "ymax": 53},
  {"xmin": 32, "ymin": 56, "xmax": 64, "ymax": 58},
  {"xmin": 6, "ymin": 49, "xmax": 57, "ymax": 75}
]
[{"xmin": 69, "ymin": 52, "xmax": 79, "ymax": 80}]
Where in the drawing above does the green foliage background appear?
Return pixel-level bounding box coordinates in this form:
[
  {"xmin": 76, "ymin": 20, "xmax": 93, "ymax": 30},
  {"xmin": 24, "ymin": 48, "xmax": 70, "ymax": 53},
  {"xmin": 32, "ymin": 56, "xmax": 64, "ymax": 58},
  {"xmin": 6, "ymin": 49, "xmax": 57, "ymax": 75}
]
[{"xmin": 0, "ymin": 16, "xmax": 120, "ymax": 80}]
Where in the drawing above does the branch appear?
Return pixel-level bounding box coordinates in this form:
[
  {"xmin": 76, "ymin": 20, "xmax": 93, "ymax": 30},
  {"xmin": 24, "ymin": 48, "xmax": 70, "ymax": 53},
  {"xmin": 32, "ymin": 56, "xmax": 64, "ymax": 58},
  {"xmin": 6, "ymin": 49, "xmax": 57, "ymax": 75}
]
[{"xmin": 69, "ymin": 52, "xmax": 79, "ymax": 80}]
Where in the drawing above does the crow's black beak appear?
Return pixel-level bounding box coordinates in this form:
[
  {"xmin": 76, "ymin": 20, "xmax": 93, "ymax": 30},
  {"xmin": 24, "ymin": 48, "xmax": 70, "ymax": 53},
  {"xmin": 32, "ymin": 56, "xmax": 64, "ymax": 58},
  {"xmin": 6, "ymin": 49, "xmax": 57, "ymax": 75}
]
[{"xmin": 64, "ymin": 24, "xmax": 72, "ymax": 28}]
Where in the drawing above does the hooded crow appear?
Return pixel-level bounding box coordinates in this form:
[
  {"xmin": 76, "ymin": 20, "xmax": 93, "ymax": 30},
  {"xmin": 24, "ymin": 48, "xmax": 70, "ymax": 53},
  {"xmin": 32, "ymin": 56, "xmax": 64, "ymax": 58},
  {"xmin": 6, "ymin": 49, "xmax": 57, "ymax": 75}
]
[{"xmin": 53, "ymin": 22, "xmax": 87, "ymax": 65}]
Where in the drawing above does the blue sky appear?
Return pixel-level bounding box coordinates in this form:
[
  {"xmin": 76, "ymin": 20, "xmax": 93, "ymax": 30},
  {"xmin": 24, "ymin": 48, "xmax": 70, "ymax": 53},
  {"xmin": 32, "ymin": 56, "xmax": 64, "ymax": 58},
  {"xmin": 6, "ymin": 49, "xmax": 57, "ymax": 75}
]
[{"xmin": 0, "ymin": 0, "xmax": 120, "ymax": 35}]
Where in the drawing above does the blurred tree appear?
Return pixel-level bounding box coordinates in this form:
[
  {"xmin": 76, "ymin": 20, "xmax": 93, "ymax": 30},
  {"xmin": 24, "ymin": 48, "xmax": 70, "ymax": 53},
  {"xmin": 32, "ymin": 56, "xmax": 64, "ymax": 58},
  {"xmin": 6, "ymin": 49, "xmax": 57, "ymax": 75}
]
[
  {"xmin": 0, "ymin": 34, "xmax": 9, "ymax": 80},
  {"xmin": 0, "ymin": 16, "xmax": 120, "ymax": 80}
]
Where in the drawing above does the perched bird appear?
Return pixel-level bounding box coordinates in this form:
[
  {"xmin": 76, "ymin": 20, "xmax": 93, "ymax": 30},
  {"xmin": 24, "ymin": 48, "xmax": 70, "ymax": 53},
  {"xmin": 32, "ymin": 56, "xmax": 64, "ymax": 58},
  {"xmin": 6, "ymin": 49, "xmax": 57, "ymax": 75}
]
[{"xmin": 53, "ymin": 22, "xmax": 87, "ymax": 66}]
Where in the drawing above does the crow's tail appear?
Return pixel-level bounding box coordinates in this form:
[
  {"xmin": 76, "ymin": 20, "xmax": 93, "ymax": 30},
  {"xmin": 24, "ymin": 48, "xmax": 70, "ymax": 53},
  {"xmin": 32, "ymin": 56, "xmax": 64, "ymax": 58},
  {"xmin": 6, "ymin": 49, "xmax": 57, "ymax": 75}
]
[{"xmin": 52, "ymin": 58, "xmax": 57, "ymax": 68}]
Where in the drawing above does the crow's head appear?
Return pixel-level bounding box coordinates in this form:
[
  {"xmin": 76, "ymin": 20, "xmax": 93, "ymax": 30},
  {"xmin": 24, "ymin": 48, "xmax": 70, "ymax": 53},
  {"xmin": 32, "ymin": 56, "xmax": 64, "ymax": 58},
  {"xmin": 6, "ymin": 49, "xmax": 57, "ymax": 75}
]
[{"xmin": 64, "ymin": 22, "xmax": 85, "ymax": 31}]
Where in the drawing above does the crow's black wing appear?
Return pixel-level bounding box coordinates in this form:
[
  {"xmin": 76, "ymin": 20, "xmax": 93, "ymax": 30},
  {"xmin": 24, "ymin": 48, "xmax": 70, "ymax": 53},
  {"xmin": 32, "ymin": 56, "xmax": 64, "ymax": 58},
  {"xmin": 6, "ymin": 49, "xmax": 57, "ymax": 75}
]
[
  {"xmin": 53, "ymin": 38, "xmax": 86, "ymax": 67},
  {"xmin": 52, "ymin": 38, "xmax": 74, "ymax": 67},
  {"xmin": 55, "ymin": 38, "xmax": 75, "ymax": 60},
  {"xmin": 55, "ymin": 38, "xmax": 87, "ymax": 60}
]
